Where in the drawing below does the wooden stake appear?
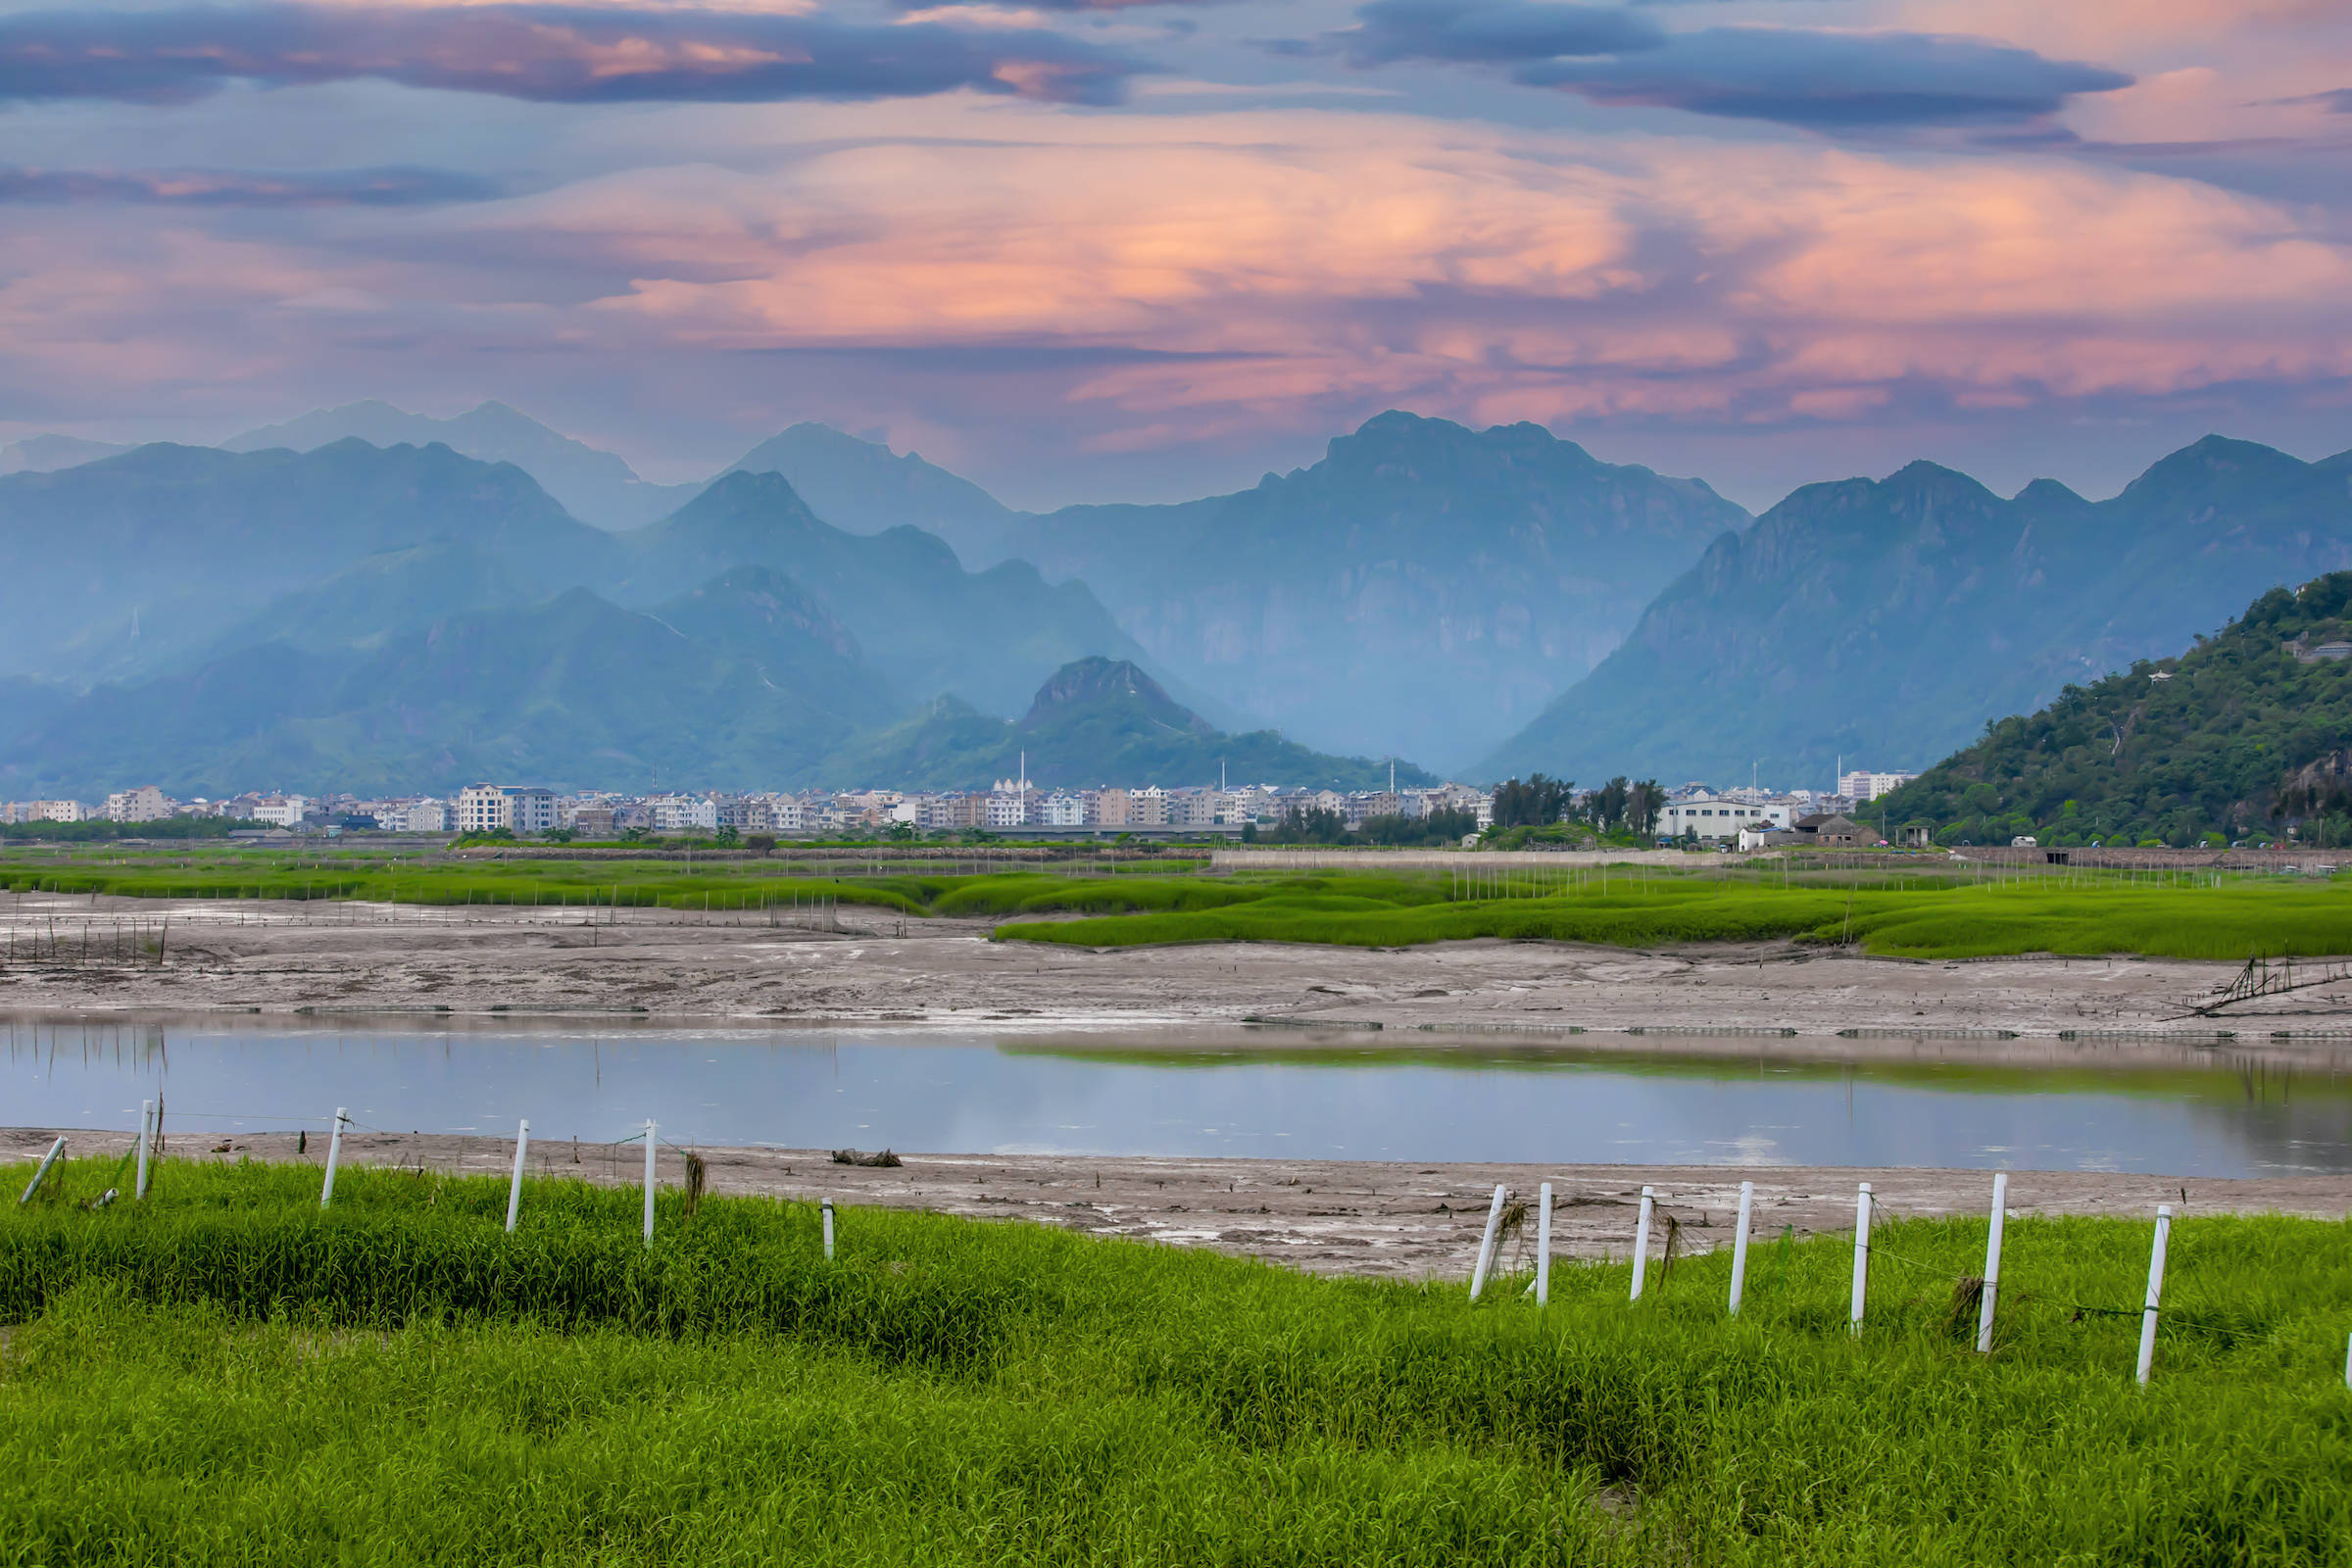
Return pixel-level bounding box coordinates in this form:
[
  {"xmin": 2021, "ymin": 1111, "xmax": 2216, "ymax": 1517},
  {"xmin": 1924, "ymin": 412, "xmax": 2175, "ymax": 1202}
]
[
  {"xmin": 1728, "ymin": 1181, "xmax": 1754, "ymax": 1315},
  {"xmin": 134, "ymin": 1099, "xmax": 154, "ymax": 1200},
  {"xmin": 2135, "ymin": 1204, "xmax": 2173, "ymax": 1386},
  {"xmin": 18, "ymin": 1137, "xmax": 65, "ymax": 1204},
  {"xmin": 1535, "ymin": 1181, "xmax": 1554, "ymax": 1307},
  {"xmin": 1978, "ymin": 1172, "xmax": 2008, "ymax": 1353},
  {"xmin": 320, "ymin": 1106, "xmax": 347, "ymax": 1206},
  {"xmin": 1631, "ymin": 1186, "xmax": 1654, "ymax": 1301},
  {"xmin": 1849, "ymin": 1182, "xmax": 1873, "ymax": 1335},
  {"xmin": 641, "ymin": 1119, "xmax": 657, "ymax": 1246},
  {"xmin": 506, "ymin": 1119, "xmax": 529, "ymax": 1233}
]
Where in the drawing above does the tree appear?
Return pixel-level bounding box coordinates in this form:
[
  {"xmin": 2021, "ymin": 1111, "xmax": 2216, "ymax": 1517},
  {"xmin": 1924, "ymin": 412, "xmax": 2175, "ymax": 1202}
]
[
  {"xmin": 1628, "ymin": 778, "xmax": 1665, "ymax": 836},
  {"xmin": 1493, "ymin": 774, "xmax": 1573, "ymax": 828}
]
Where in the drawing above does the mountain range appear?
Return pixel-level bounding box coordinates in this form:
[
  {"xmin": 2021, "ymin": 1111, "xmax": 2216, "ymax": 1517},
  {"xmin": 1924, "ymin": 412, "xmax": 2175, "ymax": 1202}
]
[
  {"xmin": 1480, "ymin": 436, "xmax": 2352, "ymax": 789},
  {"xmin": 4, "ymin": 398, "xmax": 2350, "ymax": 800}
]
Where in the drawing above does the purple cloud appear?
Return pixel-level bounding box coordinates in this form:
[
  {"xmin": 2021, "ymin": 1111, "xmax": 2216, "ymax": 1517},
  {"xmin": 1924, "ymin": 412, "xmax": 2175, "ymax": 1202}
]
[
  {"xmin": 0, "ymin": 3, "xmax": 1141, "ymax": 108},
  {"xmin": 1518, "ymin": 27, "xmax": 2132, "ymax": 127},
  {"xmin": 1332, "ymin": 0, "xmax": 1663, "ymax": 64}
]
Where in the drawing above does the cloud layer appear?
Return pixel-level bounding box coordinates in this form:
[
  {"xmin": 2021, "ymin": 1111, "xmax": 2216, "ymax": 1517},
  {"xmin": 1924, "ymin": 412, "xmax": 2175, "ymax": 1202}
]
[
  {"xmin": 0, "ymin": 3, "xmax": 1139, "ymax": 106},
  {"xmin": 0, "ymin": 0, "xmax": 2345, "ymax": 508},
  {"xmin": 0, "ymin": 165, "xmax": 500, "ymax": 206},
  {"xmin": 1328, "ymin": 1, "xmax": 2132, "ymax": 128}
]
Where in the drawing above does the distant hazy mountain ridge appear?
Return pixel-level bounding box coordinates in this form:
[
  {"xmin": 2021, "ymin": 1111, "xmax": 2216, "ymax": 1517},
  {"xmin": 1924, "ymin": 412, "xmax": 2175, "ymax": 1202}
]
[
  {"xmin": 1480, "ymin": 436, "xmax": 2352, "ymax": 788},
  {"xmin": 1007, "ymin": 411, "xmax": 1751, "ymax": 765},
  {"xmin": 831, "ymin": 656, "xmax": 1435, "ymax": 792}
]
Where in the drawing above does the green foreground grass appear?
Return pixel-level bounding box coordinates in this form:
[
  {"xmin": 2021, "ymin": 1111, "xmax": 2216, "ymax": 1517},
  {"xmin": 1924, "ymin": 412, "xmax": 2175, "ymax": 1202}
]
[
  {"xmin": 9, "ymin": 850, "xmax": 2352, "ymax": 960},
  {"xmin": 5, "ymin": 1156, "xmax": 2351, "ymax": 1565}
]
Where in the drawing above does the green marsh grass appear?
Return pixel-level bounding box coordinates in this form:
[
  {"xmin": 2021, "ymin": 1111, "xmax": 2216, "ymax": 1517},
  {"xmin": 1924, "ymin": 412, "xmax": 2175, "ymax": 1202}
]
[
  {"xmin": 10, "ymin": 847, "xmax": 2352, "ymax": 961},
  {"xmin": 5, "ymin": 1154, "xmax": 2351, "ymax": 1564}
]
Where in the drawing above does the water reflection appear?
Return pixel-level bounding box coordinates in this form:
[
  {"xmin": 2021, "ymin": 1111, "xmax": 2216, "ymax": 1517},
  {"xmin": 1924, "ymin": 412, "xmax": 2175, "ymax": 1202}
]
[{"xmin": 6, "ymin": 1013, "xmax": 2350, "ymax": 1175}]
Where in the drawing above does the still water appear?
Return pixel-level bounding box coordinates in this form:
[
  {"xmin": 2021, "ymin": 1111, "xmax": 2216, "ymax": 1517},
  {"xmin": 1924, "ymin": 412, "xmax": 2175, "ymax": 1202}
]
[{"xmin": 6, "ymin": 1014, "xmax": 2350, "ymax": 1176}]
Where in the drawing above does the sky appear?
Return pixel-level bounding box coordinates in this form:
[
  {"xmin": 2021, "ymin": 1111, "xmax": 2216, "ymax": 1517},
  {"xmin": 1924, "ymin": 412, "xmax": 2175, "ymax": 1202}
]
[{"xmin": 0, "ymin": 0, "xmax": 2348, "ymax": 511}]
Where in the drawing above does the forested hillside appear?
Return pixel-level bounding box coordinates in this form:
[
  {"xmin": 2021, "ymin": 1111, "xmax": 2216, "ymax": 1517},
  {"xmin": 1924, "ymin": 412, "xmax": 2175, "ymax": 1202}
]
[{"xmin": 1881, "ymin": 571, "xmax": 2352, "ymax": 846}]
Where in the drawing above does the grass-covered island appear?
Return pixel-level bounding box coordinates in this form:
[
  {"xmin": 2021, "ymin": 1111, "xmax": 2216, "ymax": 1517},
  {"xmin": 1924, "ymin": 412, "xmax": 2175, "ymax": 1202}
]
[{"xmin": 5, "ymin": 1154, "xmax": 2348, "ymax": 1564}]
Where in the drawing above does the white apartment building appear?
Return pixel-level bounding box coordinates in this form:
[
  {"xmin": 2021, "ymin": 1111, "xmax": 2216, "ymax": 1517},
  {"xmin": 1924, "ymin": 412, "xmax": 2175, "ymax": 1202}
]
[
  {"xmin": 1040, "ymin": 792, "xmax": 1085, "ymax": 827},
  {"xmin": 1658, "ymin": 795, "xmax": 1793, "ymax": 842},
  {"xmin": 1127, "ymin": 786, "xmax": 1168, "ymax": 827},
  {"xmin": 649, "ymin": 796, "xmax": 718, "ymax": 833},
  {"xmin": 21, "ymin": 800, "xmax": 88, "ymax": 823},
  {"xmin": 104, "ymin": 785, "xmax": 174, "ymax": 823},
  {"xmin": 1838, "ymin": 770, "xmax": 1916, "ymax": 803},
  {"xmin": 455, "ymin": 785, "xmax": 509, "ymax": 834},
  {"xmin": 250, "ymin": 795, "xmax": 309, "ymax": 828},
  {"xmin": 400, "ymin": 798, "xmax": 449, "ymax": 833},
  {"xmin": 984, "ymin": 790, "xmax": 1029, "ymax": 829}
]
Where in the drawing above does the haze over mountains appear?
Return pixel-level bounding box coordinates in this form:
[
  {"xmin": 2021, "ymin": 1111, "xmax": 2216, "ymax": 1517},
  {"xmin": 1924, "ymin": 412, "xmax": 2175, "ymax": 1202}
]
[
  {"xmin": 1, "ymin": 396, "xmax": 2348, "ymax": 801},
  {"xmin": 1481, "ymin": 436, "xmax": 2352, "ymax": 789}
]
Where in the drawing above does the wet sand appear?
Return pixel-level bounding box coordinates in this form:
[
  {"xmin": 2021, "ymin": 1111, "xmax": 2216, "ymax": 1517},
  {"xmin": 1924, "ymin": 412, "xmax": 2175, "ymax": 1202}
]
[
  {"xmin": 4, "ymin": 889, "xmax": 2348, "ymax": 1035},
  {"xmin": 8, "ymin": 1126, "xmax": 2346, "ymax": 1280}
]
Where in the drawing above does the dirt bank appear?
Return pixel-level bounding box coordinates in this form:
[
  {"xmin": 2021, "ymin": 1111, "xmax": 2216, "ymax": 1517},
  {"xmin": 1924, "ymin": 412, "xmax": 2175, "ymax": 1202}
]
[
  {"xmin": 9, "ymin": 1126, "xmax": 2345, "ymax": 1281},
  {"xmin": 4, "ymin": 890, "xmax": 2344, "ymax": 1034}
]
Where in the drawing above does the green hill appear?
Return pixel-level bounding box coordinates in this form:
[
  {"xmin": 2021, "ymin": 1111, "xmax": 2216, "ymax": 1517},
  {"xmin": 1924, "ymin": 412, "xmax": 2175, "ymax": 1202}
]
[
  {"xmin": 1880, "ymin": 570, "xmax": 2352, "ymax": 847},
  {"xmin": 824, "ymin": 656, "xmax": 1434, "ymax": 791},
  {"xmin": 1480, "ymin": 435, "xmax": 2352, "ymax": 787}
]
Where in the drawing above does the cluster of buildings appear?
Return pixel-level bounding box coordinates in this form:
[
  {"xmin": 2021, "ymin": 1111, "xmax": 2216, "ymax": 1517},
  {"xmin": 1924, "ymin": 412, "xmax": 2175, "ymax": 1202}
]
[
  {"xmin": 1652, "ymin": 771, "xmax": 1912, "ymax": 847},
  {"xmin": 4, "ymin": 770, "xmax": 1915, "ymax": 845},
  {"xmin": 2, "ymin": 779, "xmax": 1497, "ymax": 838}
]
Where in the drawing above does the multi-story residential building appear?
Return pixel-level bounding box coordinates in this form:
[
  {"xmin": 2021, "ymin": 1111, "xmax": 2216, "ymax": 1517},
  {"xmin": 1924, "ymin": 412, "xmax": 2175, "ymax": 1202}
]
[
  {"xmin": 716, "ymin": 797, "xmax": 774, "ymax": 832},
  {"xmin": 1127, "ymin": 786, "xmax": 1168, "ymax": 827},
  {"xmin": 985, "ymin": 789, "xmax": 1029, "ymax": 829},
  {"xmin": 1088, "ymin": 788, "xmax": 1129, "ymax": 827},
  {"xmin": 1838, "ymin": 770, "xmax": 1916, "ymax": 803},
  {"xmin": 455, "ymin": 785, "xmax": 509, "ymax": 834},
  {"xmin": 649, "ymin": 796, "xmax": 718, "ymax": 833},
  {"xmin": 398, "ymin": 798, "xmax": 449, "ymax": 833},
  {"xmin": 17, "ymin": 800, "xmax": 88, "ymax": 823},
  {"xmin": 104, "ymin": 785, "xmax": 175, "ymax": 823},
  {"xmin": 251, "ymin": 795, "xmax": 309, "ymax": 828},
  {"xmin": 504, "ymin": 787, "xmax": 558, "ymax": 835},
  {"xmin": 568, "ymin": 805, "xmax": 615, "ymax": 837},
  {"xmin": 1040, "ymin": 792, "xmax": 1085, "ymax": 827}
]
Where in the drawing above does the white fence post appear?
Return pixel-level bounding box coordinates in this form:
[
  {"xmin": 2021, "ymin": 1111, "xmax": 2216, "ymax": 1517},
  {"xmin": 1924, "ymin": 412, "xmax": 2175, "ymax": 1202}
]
[
  {"xmin": 641, "ymin": 1119, "xmax": 657, "ymax": 1247},
  {"xmin": 1630, "ymin": 1186, "xmax": 1655, "ymax": 1301},
  {"xmin": 1728, "ymin": 1181, "xmax": 1755, "ymax": 1315},
  {"xmin": 18, "ymin": 1137, "xmax": 65, "ymax": 1204},
  {"xmin": 319, "ymin": 1107, "xmax": 348, "ymax": 1207},
  {"xmin": 505, "ymin": 1118, "xmax": 529, "ymax": 1233},
  {"xmin": 2135, "ymin": 1204, "xmax": 2173, "ymax": 1387},
  {"xmin": 821, "ymin": 1199, "xmax": 836, "ymax": 1259},
  {"xmin": 1977, "ymin": 1172, "xmax": 2009, "ymax": 1353},
  {"xmin": 1535, "ymin": 1182, "xmax": 1554, "ymax": 1307},
  {"xmin": 134, "ymin": 1099, "xmax": 154, "ymax": 1200},
  {"xmin": 1849, "ymin": 1182, "xmax": 1873, "ymax": 1335},
  {"xmin": 1469, "ymin": 1184, "xmax": 1507, "ymax": 1299}
]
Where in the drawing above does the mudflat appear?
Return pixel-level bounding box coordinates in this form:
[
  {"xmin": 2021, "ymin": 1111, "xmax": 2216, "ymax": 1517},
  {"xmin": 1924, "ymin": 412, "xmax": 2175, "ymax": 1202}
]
[{"xmin": 4, "ymin": 889, "xmax": 2345, "ymax": 1033}]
